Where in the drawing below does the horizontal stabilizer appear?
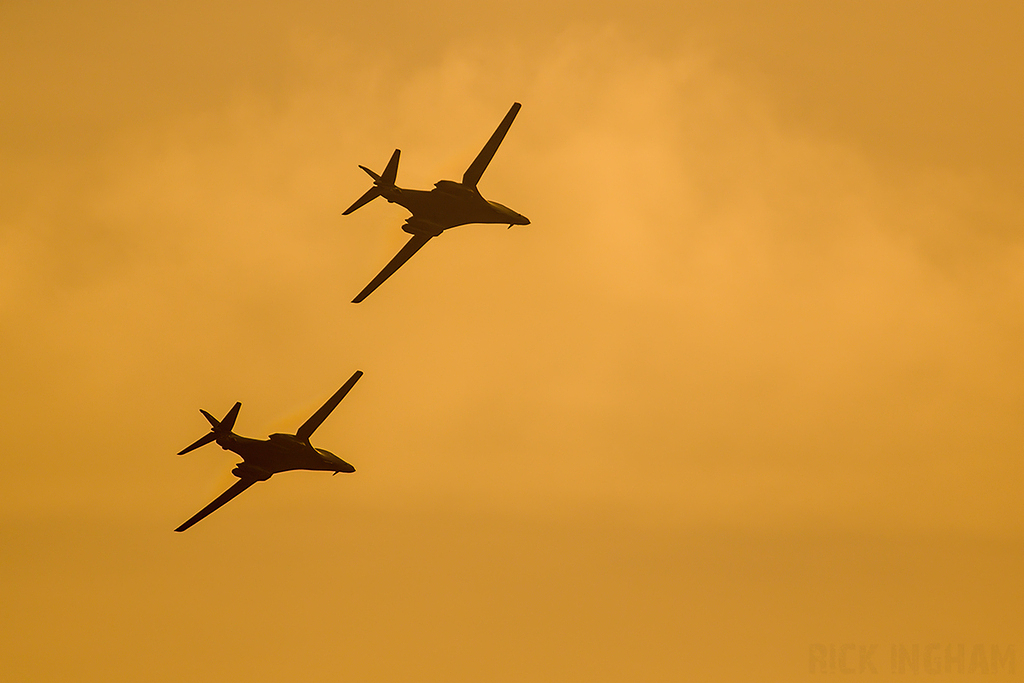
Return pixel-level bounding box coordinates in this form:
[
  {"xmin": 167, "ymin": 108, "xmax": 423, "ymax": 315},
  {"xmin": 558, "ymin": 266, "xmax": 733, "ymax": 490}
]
[
  {"xmin": 199, "ymin": 409, "xmax": 220, "ymax": 429},
  {"xmin": 352, "ymin": 232, "xmax": 433, "ymax": 303},
  {"xmin": 177, "ymin": 431, "xmax": 217, "ymax": 455},
  {"xmin": 343, "ymin": 186, "xmax": 381, "ymax": 215},
  {"xmin": 359, "ymin": 165, "xmax": 382, "ymax": 183}
]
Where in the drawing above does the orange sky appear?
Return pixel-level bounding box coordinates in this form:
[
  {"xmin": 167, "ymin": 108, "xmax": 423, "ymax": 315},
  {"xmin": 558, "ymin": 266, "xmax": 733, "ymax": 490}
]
[{"xmin": 2, "ymin": 2, "xmax": 1022, "ymax": 681}]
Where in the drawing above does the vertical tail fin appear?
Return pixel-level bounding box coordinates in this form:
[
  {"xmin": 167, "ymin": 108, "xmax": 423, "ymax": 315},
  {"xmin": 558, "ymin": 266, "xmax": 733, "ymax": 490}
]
[
  {"xmin": 380, "ymin": 149, "xmax": 400, "ymax": 186},
  {"xmin": 220, "ymin": 402, "xmax": 241, "ymax": 431}
]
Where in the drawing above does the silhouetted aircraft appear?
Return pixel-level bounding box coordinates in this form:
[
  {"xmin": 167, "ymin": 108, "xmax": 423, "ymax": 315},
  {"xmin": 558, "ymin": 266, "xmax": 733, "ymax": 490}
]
[
  {"xmin": 174, "ymin": 371, "xmax": 363, "ymax": 532},
  {"xmin": 344, "ymin": 102, "xmax": 530, "ymax": 303}
]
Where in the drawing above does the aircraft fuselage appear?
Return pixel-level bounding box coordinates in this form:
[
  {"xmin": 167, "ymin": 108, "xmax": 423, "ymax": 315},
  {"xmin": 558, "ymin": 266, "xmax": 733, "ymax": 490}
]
[
  {"xmin": 213, "ymin": 432, "xmax": 354, "ymax": 478},
  {"xmin": 380, "ymin": 180, "xmax": 529, "ymax": 235}
]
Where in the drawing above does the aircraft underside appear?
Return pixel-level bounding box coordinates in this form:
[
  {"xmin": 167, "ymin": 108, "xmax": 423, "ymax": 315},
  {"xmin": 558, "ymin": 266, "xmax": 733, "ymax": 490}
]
[{"xmin": 388, "ymin": 189, "xmax": 508, "ymax": 232}]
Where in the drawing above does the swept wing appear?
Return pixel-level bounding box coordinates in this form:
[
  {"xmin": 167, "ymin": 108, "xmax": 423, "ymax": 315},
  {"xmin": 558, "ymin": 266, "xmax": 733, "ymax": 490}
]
[
  {"xmin": 462, "ymin": 102, "xmax": 521, "ymax": 187},
  {"xmin": 352, "ymin": 231, "xmax": 433, "ymax": 303},
  {"xmin": 175, "ymin": 476, "xmax": 258, "ymax": 532},
  {"xmin": 295, "ymin": 370, "xmax": 364, "ymax": 441}
]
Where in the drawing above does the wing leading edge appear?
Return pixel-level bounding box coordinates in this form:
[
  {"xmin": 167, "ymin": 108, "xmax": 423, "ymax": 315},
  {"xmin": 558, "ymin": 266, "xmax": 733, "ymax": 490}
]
[
  {"xmin": 175, "ymin": 477, "xmax": 259, "ymax": 532},
  {"xmin": 352, "ymin": 232, "xmax": 433, "ymax": 303},
  {"xmin": 296, "ymin": 370, "xmax": 364, "ymax": 441},
  {"xmin": 462, "ymin": 102, "xmax": 521, "ymax": 188}
]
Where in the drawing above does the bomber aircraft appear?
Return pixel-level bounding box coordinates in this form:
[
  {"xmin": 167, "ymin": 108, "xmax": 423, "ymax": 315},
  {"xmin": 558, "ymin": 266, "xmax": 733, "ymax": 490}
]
[
  {"xmin": 344, "ymin": 102, "xmax": 530, "ymax": 303},
  {"xmin": 174, "ymin": 371, "xmax": 363, "ymax": 532}
]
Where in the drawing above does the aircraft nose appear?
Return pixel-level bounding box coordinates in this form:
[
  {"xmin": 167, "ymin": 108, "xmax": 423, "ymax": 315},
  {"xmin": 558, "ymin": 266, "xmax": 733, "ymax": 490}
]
[{"xmin": 519, "ymin": 214, "xmax": 530, "ymax": 225}]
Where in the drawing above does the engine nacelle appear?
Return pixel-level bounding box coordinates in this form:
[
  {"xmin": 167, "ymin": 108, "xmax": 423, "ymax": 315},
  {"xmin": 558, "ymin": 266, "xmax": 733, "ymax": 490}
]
[
  {"xmin": 232, "ymin": 464, "xmax": 272, "ymax": 481},
  {"xmin": 402, "ymin": 220, "xmax": 444, "ymax": 237}
]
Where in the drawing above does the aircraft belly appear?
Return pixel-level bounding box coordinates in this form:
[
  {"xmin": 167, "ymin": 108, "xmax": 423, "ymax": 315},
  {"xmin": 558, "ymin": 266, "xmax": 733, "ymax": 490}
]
[
  {"xmin": 394, "ymin": 190, "xmax": 435, "ymax": 216},
  {"xmin": 276, "ymin": 462, "xmax": 334, "ymax": 473},
  {"xmin": 236, "ymin": 442, "xmax": 300, "ymax": 475},
  {"xmin": 403, "ymin": 193, "xmax": 496, "ymax": 229}
]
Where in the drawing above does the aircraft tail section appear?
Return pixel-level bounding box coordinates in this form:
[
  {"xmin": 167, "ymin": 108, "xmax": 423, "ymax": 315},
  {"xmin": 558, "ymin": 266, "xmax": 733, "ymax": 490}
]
[
  {"xmin": 381, "ymin": 148, "xmax": 400, "ymax": 185},
  {"xmin": 343, "ymin": 149, "xmax": 400, "ymax": 215},
  {"xmin": 178, "ymin": 402, "xmax": 241, "ymax": 455},
  {"xmin": 219, "ymin": 401, "xmax": 241, "ymax": 431}
]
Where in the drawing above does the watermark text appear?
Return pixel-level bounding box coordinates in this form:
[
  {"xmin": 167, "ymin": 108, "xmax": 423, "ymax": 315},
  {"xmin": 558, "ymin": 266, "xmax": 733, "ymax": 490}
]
[{"xmin": 809, "ymin": 644, "xmax": 1015, "ymax": 675}]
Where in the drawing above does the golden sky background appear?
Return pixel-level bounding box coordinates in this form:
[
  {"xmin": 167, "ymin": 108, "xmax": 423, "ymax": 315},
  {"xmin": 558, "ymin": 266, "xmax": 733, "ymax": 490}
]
[{"xmin": 2, "ymin": 1, "xmax": 1022, "ymax": 680}]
